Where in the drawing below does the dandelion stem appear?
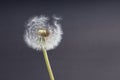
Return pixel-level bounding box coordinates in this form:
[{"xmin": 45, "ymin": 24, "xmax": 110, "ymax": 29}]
[{"xmin": 41, "ymin": 38, "xmax": 55, "ymax": 80}]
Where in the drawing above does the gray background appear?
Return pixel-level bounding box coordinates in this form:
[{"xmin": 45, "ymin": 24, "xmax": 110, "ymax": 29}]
[{"xmin": 0, "ymin": 1, "xmax": 120, "ymax": 80}]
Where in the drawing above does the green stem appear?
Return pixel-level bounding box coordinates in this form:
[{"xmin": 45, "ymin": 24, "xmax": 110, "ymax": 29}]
[{"xmin": 42, "ymin": 46, "xmax": 55, "ymax": 80}]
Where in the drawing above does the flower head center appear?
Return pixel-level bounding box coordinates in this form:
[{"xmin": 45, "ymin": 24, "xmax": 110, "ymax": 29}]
[{"xmin": 37, "ymin": 28, "xmax": 50, "ymax": 37}]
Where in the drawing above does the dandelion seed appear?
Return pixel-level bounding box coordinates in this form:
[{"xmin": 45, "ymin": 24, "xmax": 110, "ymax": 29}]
[{"xmin": 24, "ymin": 15, "xmax": 63, "ymax": 51}]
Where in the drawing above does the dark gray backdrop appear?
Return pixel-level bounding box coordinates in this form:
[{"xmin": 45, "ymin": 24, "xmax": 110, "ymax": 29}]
[{"xmin": 0, "ymin": 1, "xmax": 120, "ymax": 80}]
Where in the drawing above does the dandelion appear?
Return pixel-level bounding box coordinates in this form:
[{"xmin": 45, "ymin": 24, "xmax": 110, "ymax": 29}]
[{"xmin": 24, "ymin": 15, "xmax": 63, "ymax": 80}]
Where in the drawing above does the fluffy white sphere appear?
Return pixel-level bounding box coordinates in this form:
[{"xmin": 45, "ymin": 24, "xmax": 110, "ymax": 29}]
[{"xmin": 24, "ymin": 15, "xmax": 63, "ymax": 51}]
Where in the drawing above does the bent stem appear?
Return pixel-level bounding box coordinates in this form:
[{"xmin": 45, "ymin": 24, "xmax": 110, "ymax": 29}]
[{"xmin": 41, "ymin": 38, "xmax": 55, "ymax": 80}]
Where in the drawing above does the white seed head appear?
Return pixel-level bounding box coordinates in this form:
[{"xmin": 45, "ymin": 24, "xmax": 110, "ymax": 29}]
[{"xmin": 24, "ymin": 15, "xmax": 63, "ymax": 51}]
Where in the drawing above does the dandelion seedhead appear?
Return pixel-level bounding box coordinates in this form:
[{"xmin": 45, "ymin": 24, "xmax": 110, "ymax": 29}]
[{"xmin": 24, "ymin": 15, "xmax": 63, "ymax": 51}]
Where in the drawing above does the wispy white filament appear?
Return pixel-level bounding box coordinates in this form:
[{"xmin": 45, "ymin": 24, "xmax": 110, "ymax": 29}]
[{"xmin": 24, "ymin": 15, "xmax": 63, "ymax": 51}]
